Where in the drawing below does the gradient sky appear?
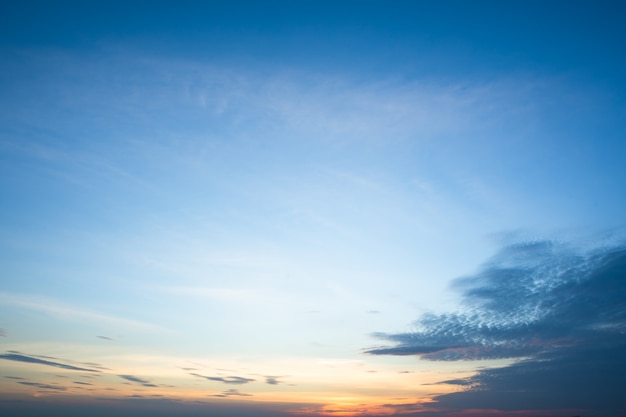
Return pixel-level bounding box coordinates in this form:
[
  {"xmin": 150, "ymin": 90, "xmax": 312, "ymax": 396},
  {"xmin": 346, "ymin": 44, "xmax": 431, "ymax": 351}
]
[{"xmin": 1, "ymin": 1, "xmax": 626, "ymax": 416}]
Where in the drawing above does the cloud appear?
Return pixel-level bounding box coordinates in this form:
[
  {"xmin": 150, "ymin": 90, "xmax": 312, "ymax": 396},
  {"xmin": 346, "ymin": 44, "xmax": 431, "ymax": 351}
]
[
  {"xmin": 119, "ymin": 375, "xmax": 158, "ymax": 388},
  {"xmin": 190, "ymin": 373, "xmax": 254, "ymax": 385},
  {"xmin": 0, "ymin": 327, "xmax": 6, "ymax": 337},
  {"xmin": 367, "ymin": 238, "xmax": 626, "ymax": 414},
  {"xmin": 0, "ymin": 352, "xmax": 100, "ymax": 372},
  {"xmin": 0, "ymin": 292, "xmax": 161, "ymax": 331},
  {"xmin": 213, "ymin": 389, "xmax": 253, "ymax": 398},
  {"xmin": 18, "ymin": 381, "xmax": 67, "ymax": 391},
  {"xmin": 263, "ymin": 375, "xmax": 286, "ymax": 385},
  {"xmin": 97, "ymin": 335, "xmax": 114, "ymax": 341}
]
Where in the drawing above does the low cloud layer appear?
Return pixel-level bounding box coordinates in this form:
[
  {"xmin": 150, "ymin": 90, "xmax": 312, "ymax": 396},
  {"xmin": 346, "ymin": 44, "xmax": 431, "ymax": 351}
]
[{"xmin": 367, "ymin": 239, "xmax": 626, "ymax": 415}]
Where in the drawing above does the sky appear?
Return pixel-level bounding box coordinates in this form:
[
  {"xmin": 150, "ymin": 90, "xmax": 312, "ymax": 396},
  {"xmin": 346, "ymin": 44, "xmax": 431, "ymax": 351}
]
[{"xmin": 1, "ymin": 1, "xmax": 626, "ymax": 416}]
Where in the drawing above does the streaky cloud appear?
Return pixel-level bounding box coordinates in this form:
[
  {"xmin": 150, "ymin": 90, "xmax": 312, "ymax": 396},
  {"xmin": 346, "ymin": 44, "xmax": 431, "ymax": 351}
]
[
  {"xmin": 119, "ymin": 375, "xmax": 158, "ymax": 388},
  {"xmin": 0, "ymin": 292, "xmax": 161, "ymax": 331},
  {"xmin": 18, "ymin": 381, "xmax": 67, "ymax": 391},
  {"xmin": 0, "ymin": 352, "xmax": 100, "ymax": 372},
  {"xmin": 190, "ymin": 372, "xmax": 254, "ymax": 385}
]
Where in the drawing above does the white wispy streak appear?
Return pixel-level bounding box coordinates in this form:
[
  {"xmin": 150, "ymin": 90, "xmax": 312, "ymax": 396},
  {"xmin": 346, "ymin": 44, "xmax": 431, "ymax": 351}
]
[{"xmin": 0, "ymin": 291, "xmax": 162, "ymax": 331}]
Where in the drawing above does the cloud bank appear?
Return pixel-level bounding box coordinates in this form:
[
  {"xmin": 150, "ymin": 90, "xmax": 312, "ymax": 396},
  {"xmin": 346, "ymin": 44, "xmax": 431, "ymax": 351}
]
[{"xmin": 367, "ymin": 238, "xmax": 626, "ymax": 415}]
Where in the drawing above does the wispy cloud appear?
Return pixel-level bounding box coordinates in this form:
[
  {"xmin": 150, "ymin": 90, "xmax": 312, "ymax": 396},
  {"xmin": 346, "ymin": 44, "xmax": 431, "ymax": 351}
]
[
  {"xmin": 0, "ymin": 352, "xmax": 100, "ymax": 372},
  {"xmin": 119, "ymin": 375, "xmax": 158, "ymax": 388},
  {"xmin": 213, "ymin": 388, "xmax": 253, "ymax": 397},
  {"xmin": 367, "ymin": 238, "xmax": 626, "ymax": 413},
  {"xmin": 18, "ymin": 381, "xmax": 67, "ymax": 391},
  {"xmin": 0, "ymin": 292, "xmax": 161, "ymax": 331},
  {"xmin": 190, "ymin": 373, "xmax": 254, "ymax": 385}
]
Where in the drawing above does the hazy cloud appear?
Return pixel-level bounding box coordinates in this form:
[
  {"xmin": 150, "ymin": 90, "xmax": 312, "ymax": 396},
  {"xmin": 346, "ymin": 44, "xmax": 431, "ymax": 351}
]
[
  {"xmin": 97, "ymin": 335, "xmax": 114, "ymax": 341},
  {"xmin": 263, "ymin": 375, "xmax": 286, "ymax": 385},
  {"xmin": 367, "ymin": 239, "xmax": 626, "ymax": 414},
  {"xmin": 0, "ymin": 328, "xmax": 6, "ymax": 337},
  {"xmin": 0, "ymin": 352, "xmax": 100, "ymax": 372},
  {"xmin": 213, "ymin": 389, "xmax": 253, "ymax": 397}
]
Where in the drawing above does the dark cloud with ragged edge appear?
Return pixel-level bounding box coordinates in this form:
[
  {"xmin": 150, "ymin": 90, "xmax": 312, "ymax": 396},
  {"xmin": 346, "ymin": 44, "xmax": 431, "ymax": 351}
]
[
  {"xmin": 0, "ymin": 352, "xmax": 100, "ymax": 372},
  {"xmin": 366, "ymin": 238, "xmax": 626, "ymax": 415}
]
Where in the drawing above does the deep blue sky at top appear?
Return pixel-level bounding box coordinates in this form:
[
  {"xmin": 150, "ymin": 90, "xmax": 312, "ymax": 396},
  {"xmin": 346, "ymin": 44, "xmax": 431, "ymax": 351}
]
[
  {"xmin": 1, "ymin": 0, "xmax": 625, "ymax": 258},
  {"xmin": 2, "ymin": 0, "xmax": 626, "ymax": 88}
]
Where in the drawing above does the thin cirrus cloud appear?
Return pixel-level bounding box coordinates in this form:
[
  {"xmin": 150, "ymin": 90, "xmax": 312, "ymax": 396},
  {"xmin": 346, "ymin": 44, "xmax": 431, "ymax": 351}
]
[
  {"xmin": 0, "ymin": 291, "xmax": 161, "ymax": 331},
  {"xmin": 1, "ymin": 49, "xmax": 551, "ymax": 154},
  {"xmin": 366, "ymin": 237, "xmax": 626, "ymax": 414}
]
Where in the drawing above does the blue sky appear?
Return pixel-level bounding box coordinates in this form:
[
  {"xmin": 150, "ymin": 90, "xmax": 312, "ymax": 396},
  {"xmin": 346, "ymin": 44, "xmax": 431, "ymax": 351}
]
[{"xmin": 1, "ymin": 1, "xmax": 626, "ymax": 416}]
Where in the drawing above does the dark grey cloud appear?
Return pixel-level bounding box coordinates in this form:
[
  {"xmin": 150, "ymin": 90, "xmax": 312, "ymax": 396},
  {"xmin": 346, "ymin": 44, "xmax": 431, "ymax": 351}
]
[
  {"xmin": 190, "ymin": 373, "xmax": 254, "ymax": 385},
  {"xmin": 97, "ymin": 335, "xmax": 114, "ymax": 341},
  {"xmin": 0, "ymin": 352, "xmax": 100, "ymax": 372},
  {"xmin": 118, "ymin": 375, "xmax": 158, "ymax": 388},
  {"xmin": 366, "ymin": 239, "xmax": 626, "ymax": 415}
]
